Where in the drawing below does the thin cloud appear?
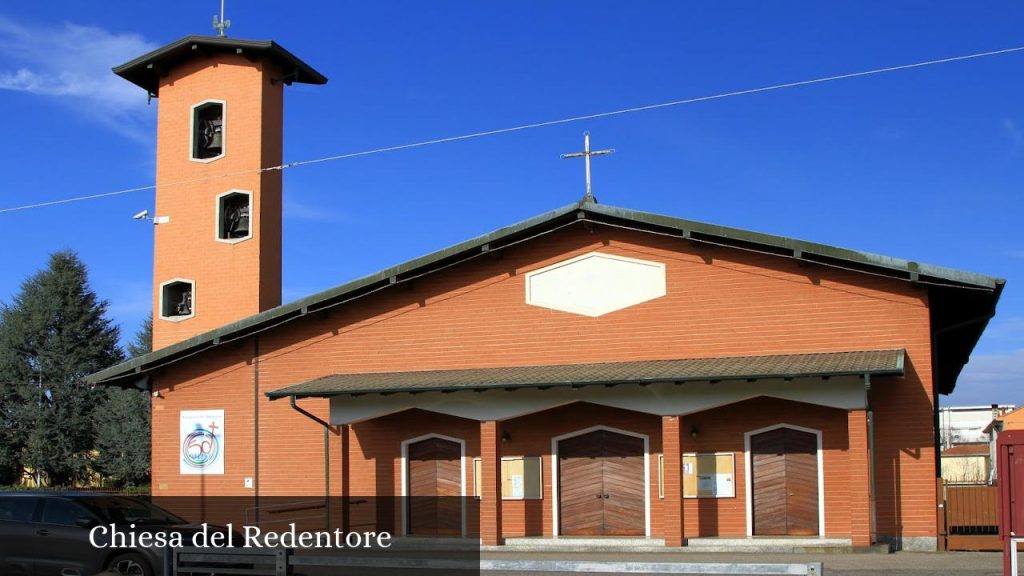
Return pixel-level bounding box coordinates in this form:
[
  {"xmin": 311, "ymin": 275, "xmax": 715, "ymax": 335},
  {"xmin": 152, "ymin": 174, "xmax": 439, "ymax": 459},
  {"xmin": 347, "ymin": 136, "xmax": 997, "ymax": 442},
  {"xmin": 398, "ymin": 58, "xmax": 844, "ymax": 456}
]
[
  {"xmin": 0, "ymin": 17, "xmax": 157, "ymax": 141},
  {"xmin": 105, "ymin": 280, "xmax": 152, "ymax": 317},
  {"xmin": 284, "ymin": 195, "xmax": 347, "ymax": 223},
  {"xmin": 103, "ymin": 279, "xmax": 152, "ymax": 343},
  {"xmin": 1003, "ymin": 118, "xmax": 1023, "ymax": 153},
  {"xmin": 282, "ymin": 287, "xmax": 317, "ymax": 303},
  {"xmin": 872, "ymin": 127, "xmax": 904, "ymax": 141},
  {"xmin": 984, "ymin": 317, "xmax": 1024, "ymax": 344},
  {"xmin": 952, "ymin": 348, "xmax": 1024, "ymax": 405}
]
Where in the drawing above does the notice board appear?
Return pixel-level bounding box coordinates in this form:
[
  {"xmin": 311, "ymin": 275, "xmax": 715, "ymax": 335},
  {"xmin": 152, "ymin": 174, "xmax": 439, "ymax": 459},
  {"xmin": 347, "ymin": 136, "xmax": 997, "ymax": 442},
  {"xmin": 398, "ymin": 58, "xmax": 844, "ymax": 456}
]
[
  {"xmin": 472, "ymin": 456, "xmax": 543, "ymax": 500},
  {"xmin": 683, "ymin": 452, "xmax": 735, "ymax": 498}
]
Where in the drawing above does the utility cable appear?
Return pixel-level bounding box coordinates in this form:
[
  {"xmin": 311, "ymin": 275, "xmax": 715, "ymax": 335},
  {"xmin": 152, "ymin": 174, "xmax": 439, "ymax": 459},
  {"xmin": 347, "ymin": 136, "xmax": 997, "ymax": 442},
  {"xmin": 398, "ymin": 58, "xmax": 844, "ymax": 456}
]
[{"xmin": 2, "ymin": 44, "xmax": 1023, "ymax": 215}]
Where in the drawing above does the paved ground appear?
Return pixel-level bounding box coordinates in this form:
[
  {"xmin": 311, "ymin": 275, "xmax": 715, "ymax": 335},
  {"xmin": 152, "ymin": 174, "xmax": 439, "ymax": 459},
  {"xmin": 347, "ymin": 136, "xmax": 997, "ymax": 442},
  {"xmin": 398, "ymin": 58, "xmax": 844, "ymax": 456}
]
[
  {"xmin": 294, "ymin": 550, "xmax": 1016, "ymax": 575},
  {"xmin": 482, "ymin": 551, "xmax": 1013, "ymax": 575}
]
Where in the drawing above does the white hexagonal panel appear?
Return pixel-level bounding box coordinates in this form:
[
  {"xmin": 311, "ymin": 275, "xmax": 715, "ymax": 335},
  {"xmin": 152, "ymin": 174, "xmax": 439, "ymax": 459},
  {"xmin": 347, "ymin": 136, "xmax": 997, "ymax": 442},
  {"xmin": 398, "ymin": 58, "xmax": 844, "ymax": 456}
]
[{"xmin": 525, "ymin": 252, "xmax": 666, "ymax": 317}]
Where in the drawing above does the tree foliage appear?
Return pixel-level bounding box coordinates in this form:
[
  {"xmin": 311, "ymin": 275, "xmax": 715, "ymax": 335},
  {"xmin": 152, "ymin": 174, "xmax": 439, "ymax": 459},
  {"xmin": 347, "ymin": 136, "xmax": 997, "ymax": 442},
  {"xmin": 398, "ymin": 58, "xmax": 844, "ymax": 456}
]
[
  {"xmin": 94, "ymin": 319, "xmax": 152, "ymax": 486},
  {"xmin": 0, "ymin": 251, "xmax": 123, "ymax": 485},
  {"xmin": 0, "ymin": 386, "xmax": 18, "ymax": 484},
  {"xmin": 125, "ymin": 317, "xmax": 152, "ymax": 359}
]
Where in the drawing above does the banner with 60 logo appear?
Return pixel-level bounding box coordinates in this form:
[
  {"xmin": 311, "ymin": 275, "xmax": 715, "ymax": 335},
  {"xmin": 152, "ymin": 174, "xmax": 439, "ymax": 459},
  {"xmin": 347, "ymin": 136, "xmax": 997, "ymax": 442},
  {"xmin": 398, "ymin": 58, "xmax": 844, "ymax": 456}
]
[{"xmin": 180, "ymin": 410, "xmax": 225, "ymax": 475}]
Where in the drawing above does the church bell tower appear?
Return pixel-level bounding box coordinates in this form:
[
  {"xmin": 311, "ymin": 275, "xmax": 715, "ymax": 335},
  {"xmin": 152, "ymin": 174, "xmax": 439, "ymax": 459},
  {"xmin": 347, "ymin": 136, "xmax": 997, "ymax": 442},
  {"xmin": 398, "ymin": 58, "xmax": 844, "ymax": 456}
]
[{"xmin": 114, "ymin": 36, "xmax": 327, "ymax": 350}]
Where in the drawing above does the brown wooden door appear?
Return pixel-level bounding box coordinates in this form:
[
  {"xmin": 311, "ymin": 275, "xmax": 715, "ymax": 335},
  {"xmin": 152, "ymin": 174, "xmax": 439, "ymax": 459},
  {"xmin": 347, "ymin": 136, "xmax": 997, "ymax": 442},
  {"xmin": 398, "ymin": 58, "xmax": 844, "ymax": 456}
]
[
  {"xmin": 751, "ymin": 427, "xmax": 819, "ymax": 536},
  {"xmin": 559, "ymin": 429, "xmax": 645, "ymax": 536},
  {"xmin": 407, "ymin": 437, "xmax": 462, "ymax": 536}
]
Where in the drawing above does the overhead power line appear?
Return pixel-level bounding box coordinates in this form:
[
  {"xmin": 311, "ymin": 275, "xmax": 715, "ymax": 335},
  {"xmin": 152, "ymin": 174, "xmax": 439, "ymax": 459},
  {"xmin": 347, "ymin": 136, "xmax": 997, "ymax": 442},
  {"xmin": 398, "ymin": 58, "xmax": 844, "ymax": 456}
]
[{"xmin": 2, "ymin": 44, "xmax": 1023, "ymax": 215}]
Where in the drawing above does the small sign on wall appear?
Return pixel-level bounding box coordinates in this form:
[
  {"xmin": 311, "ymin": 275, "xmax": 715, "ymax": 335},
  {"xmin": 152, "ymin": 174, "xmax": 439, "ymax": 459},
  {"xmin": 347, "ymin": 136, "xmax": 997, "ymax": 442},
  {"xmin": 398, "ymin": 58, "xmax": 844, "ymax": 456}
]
[
  {"xmin": 180, "ymin": 410, "xmax": 225, "ymax": 475},
  {"xmin": 683, "ymin": 452, "xmax": 735, "ymax": 498}
]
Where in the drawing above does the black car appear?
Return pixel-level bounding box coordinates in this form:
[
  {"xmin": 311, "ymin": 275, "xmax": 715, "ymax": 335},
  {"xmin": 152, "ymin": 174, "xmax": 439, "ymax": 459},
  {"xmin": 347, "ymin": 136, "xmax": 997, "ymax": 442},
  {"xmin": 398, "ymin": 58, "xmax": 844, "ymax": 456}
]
[{"xmin": 0, "ymin": 492, "xmax": 226, "ymax": 576}]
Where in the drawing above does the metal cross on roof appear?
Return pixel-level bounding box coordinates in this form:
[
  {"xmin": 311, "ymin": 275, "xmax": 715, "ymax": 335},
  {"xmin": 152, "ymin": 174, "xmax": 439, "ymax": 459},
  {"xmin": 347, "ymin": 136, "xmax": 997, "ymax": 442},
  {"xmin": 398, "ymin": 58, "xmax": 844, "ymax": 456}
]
[{"xmin": 561, "ymin": 132, "xmax": 614, "ymax": 203}]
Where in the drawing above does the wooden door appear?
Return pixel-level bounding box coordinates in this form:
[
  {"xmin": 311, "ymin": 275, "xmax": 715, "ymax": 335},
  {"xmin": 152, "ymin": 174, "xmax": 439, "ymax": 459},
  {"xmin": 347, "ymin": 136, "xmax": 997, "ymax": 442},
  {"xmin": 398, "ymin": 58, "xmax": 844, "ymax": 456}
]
[
  {"xmin": 601, "ymin": 431, "xmax": 647, "ymax": 535},
  {"xmin": 751, "ymin": 427, "xmax": 819, "ymax": 536},
  {"xmin": 559, "ymin": 429, "xmax": 645, "ymax": 536},
  {"xmin": 407, "ymin": 437, "xmax": 462, "ymax": 536},
  {"xmin": 559, "ymin": 432, "xmax": 605, "ymax": 535}
]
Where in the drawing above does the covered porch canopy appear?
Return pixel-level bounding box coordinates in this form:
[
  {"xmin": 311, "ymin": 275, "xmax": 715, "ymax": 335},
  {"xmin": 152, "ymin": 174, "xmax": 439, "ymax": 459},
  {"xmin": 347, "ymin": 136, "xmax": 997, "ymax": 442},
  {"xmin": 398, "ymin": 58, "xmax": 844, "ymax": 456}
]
[
  {"xmin": 268, "ymin": 349, "xmax": 903, "ymax": 546},
  {"xmin": 266, "ymin": 349, "xmax": 905, "ymax": 424}
]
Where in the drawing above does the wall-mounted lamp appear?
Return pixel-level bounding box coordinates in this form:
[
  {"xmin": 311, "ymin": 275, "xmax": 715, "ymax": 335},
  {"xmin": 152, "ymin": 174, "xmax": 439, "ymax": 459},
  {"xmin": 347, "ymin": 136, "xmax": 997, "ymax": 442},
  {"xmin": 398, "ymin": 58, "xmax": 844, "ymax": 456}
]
[
  {"xmin": 501, "ymin": 431, "xmax": 512, "ymax": 443},
  {"xmin": 152, "ymin": 390, "xmax": 163, "ymax": 399},
  {"xmin": 690, "ymin": 426, "xmax": 699, "ymax": 439}
]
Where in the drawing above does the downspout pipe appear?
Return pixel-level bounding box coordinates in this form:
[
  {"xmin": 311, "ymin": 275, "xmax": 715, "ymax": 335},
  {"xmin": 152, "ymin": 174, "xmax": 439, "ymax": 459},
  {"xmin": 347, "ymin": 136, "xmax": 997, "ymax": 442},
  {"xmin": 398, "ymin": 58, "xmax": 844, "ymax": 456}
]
[
  {"xmin": 289, "ymin": 395, "xmax": 332, "ymax": 529},
  {"xmin": 253, "ymin": 335, "xmax": 260, "ymax": 525},
  {"xmin": 866, "ymin": 373, "xmax": 877, "ymax": 544},
  {"xmin": 290, "ymin": 395, "xmax": 331, "ymax": 428}
]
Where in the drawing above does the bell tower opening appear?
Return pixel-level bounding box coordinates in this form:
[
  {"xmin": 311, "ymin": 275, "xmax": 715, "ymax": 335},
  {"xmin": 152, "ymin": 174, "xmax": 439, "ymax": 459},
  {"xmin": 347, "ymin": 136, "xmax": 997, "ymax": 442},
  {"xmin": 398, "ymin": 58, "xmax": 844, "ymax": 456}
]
[
  {"xmin": 159, "ymin": 279, "xmax": 195, "ymax": 322},
  {"xmin": 216, "ymin": 190, "xmax": 251, "ymax": 242},
  {"xmin": 113, "ymin": 36, "xmax": 327, "ymax": 350},
  {"xmin": 191, "ymin": 100, "xmax": 225, "ymax": 161}
]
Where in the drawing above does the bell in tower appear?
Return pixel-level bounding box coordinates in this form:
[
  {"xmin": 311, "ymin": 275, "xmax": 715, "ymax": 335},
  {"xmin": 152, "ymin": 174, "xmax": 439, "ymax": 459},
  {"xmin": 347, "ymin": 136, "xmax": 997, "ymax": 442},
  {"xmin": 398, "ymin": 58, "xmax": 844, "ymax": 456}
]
[
  {"xmin": 193, "ymin": 101, "xmax": 225, "ymax": 160},
  {"xmin": 218, "ymin": 191, "xmax": 251, "ymax": 240},
  {"xmin": 200, "ymin": 115, "xmax": 223, "ymax": 154}
]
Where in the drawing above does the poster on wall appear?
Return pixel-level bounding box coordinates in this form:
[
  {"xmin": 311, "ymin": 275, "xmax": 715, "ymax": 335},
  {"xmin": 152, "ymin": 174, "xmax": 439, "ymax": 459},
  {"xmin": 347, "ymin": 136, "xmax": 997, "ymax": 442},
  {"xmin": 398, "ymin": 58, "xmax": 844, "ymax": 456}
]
[
  {"xmin": 180, "ymin": 410, "xmax": 225, "ymax": 475},
  {"xmin": 683, "ymin": 452, "xmax": 735, "ymax": 498}
]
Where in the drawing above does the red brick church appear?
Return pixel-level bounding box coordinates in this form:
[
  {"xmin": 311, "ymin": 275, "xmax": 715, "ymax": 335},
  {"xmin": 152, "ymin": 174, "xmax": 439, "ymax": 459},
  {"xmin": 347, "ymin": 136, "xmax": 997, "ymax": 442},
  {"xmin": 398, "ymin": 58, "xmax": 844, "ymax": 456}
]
[{"xmin": 89, "ymin": 35, "xmax": 1004, "ymax": 552}]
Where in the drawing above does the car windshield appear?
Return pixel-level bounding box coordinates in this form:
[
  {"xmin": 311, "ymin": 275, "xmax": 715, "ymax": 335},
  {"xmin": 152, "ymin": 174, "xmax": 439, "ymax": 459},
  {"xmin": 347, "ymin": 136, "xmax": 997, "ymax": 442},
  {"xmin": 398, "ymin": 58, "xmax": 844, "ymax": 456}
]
[{"xmin": 75, "ymin": 497, "xmax": 187, "ymax": 525}]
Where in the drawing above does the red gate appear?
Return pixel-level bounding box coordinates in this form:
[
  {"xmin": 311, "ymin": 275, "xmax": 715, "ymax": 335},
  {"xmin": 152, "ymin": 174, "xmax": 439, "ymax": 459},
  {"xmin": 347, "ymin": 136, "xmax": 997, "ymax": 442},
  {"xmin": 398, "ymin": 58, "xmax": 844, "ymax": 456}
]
[{"xmin": 998, "ymin": 430, "xmax": 1024, "ymax": 575}]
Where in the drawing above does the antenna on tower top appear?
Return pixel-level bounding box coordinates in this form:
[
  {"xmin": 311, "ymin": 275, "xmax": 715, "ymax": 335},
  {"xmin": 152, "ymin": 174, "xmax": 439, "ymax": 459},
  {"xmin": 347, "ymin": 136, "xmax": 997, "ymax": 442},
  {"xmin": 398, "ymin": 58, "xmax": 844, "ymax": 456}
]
[{"xmin": 212, "ymin": 0, "xmax": 231, "ymax": 37}]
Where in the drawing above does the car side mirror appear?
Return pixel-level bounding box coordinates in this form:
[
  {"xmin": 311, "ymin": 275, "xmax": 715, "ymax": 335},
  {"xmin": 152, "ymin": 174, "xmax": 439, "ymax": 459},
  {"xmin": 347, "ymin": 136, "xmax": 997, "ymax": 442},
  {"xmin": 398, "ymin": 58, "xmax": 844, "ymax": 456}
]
[{"xmin": 75, "ymin": 517, "xmax": 97, "ymax": 529}]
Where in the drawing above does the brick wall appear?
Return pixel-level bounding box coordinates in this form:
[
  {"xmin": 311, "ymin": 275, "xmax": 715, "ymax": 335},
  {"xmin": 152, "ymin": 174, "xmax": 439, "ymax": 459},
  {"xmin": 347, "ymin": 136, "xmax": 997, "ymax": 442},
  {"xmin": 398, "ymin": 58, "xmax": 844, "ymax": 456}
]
[
  {"xmin": 152, "ymin": 53, "xmax": 283, "ymax": 350},
  {"xmin": 151, "ymin": 222, "xmax": 936, "ymax": 542}
]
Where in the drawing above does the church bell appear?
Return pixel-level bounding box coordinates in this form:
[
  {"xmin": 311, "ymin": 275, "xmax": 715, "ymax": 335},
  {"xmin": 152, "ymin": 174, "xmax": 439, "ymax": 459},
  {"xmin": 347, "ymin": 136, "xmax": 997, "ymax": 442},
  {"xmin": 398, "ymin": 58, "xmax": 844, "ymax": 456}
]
[
  {"xmin": 201, "ymin": 117, "xmax": 223, "ymax": 154},
  {"xmin": 225, "ymin": 203, "xmax": 249, "ymax": 238}
]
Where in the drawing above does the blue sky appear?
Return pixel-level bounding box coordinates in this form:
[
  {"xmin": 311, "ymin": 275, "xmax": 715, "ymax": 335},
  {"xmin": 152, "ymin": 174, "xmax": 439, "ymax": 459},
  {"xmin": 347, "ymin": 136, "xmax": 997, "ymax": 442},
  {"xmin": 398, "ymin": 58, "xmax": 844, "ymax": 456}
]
[{"xmin": 0, "ymin": 2, "xmax": 1021, "ymax": 406}]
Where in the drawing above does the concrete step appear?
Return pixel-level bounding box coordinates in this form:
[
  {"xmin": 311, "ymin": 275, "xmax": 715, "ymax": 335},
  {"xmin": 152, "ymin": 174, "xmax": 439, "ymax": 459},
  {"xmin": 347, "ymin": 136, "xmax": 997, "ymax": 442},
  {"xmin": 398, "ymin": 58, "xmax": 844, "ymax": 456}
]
[
  {"xmin": 685, "ymin": 537, "xmax": 890, "ymax": 554},
  {"xmin": 499, "ymin": 537, "xmax": 667, "ymax": 552},
  {"xmin": 492, "ymin": 536, "xmax": 891, "ymax": 554}
]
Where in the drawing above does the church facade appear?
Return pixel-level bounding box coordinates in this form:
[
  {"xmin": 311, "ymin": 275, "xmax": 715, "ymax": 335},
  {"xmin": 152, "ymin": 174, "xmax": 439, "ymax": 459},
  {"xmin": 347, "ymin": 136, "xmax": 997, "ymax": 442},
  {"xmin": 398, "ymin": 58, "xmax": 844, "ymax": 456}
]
[{"xmin": 89, "ymin": 35, "xmax": 1004, "ymax": 552}]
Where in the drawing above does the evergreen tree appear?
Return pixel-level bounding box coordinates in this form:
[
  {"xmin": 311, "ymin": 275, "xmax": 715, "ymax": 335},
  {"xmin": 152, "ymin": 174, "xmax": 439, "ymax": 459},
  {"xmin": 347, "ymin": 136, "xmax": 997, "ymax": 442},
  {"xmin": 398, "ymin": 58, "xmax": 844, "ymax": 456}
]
[
  {"xmin": 0, "ymin": 251, "xmax": 123, "ymax": 485},
  {"xmin": 94, "ymin": 318, "xmax": 152, "ymax": 487},
  {"xmin": 0, "ymin": 365, "xmax": 18, "ymax": 484},
  {"xmin": 125, "ymin": 317, "xmax": 152, "ymax": 359}
]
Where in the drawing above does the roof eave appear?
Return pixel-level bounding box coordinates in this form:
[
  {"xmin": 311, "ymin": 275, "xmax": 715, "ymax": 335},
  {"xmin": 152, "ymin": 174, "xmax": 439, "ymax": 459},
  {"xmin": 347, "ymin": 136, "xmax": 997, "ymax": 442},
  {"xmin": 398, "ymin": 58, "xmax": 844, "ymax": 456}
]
[
  {"xmin": 86, "ymin": 202, "xmax": 585, "ymax": 386},
  {"xmin": 87, "ymin": 201, "xmax": 1000, "ymax": 388},
  {"xmin": 267, "ymin": 366, "xmax": 905, "ymax": 400},
  {"xmin": 112, "ymin": 35, "xmax": 327, "ymax": 94},
  {"xmin": 585, "ymin": 203, "xmax": 1004, "ymax": 290}
]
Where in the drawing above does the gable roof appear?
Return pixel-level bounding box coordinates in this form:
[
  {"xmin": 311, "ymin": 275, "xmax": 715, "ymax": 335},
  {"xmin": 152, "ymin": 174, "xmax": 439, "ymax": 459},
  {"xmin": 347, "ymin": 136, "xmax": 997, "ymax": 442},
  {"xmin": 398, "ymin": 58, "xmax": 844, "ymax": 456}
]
[{"xmin": 86, "ymin": 200, "xmax": 1004, "ymax": 394}]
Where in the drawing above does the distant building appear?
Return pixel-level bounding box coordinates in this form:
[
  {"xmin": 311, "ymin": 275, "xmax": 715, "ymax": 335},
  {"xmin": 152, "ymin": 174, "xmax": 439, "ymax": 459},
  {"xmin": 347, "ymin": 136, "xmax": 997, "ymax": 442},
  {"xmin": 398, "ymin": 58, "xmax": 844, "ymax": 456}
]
[
  {"xmin": 936, "ymin": 405, "xmax": 1013, "ymax": 484},
  {"xmin": 983, "ymin": 405, "xmax": 1024, "ymax": 481},
  {"xmin": 938, "ymin": 405, "xmax": 1014, "ymax": 448},
  {"xmin": 940, "ymin": 443, "xmax": 991, "ymax": 484}
]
